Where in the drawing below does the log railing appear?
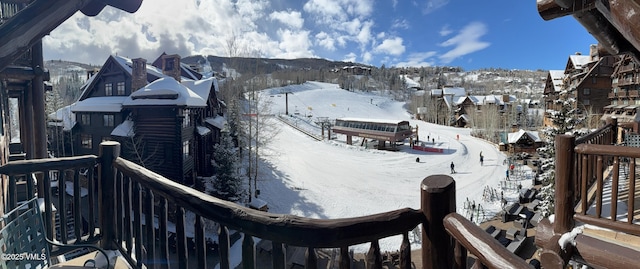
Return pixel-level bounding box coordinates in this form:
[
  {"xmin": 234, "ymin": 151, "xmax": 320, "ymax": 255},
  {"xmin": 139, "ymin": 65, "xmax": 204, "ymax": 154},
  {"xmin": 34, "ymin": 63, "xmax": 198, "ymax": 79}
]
[
  {"xmin": 536, "ymin": 117, "xmax": 640, "ymax": 268},
  {"xmin": 0, "ymin": 155, "xmax": 102, "ymax": 255},
  {"xmin": 0, "ymin": 141, "xmax": 533, "ymax": 268}
]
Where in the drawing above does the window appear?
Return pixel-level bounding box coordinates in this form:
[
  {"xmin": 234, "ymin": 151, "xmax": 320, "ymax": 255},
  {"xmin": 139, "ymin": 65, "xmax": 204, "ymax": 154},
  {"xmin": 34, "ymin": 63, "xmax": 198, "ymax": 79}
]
[
  {"xmin": 103, "ymin": 114, "xmax": 114, "ymax": 127},
  {"xmin": 80, "ymin": 114, "xmax": 90, "ymax": 125},
  {"xmin": 117, "ymin": 82, "xmax": 125, "ymax": 95},
  {"xmin": 183, "ymin": 140, "xmax": 191, "ymax": 158},
  {"xmin": 105, "ymin": 83, "xmax": 113, "ymax": 96},
  {"xmin": 583, "ymin": 88, "xmax": 590, "ymax": 95},
  {"xmin": 182, "ymin": 109, "xmax": 190, "ymax": 127},
  {"xmin": 582, "ymin": 99, "xmax": 590, "ymax": 106},
  {"xmin": 81, "ymin": 134, "xmax": 92, "ymax": 149}
]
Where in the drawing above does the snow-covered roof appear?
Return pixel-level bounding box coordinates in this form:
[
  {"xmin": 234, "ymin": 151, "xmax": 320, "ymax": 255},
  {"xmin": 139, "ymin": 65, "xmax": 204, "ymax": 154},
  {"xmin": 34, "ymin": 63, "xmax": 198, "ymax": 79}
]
[
  {"xmin": 452, "ymin": 96, "xmax": 467, "ymax": 105},
  {"xmin": 181, "ymin": 77, "xmax": 216, "ymax": 101},
  {"xmin": 430, "ymin": 89, "xmax": 443, "ymax": 96},
  {"xmin": 508, "ymin": 129, "xmax": 542, "ymax": 144},
  {"xmin": 568, "ymin": 55, "xmax": 592, "ymax": 70},
  {"xmin": 458, "ymin": 114, "xmax": 470, "ymax": 122},
  {"xmin": 111, "ymin": 119, "xmax": 134, "ymax": 137},
  {"xmin": 401, "ymin": 75, "xmax": 421, "ymax": 88},
  {"xmin": 197, "ymin": 126, "xmax": 211, "ymax": 136},
  {"xmin": 113, "ymin": 55, "xmax": 165, "ymax": 81},
  {"xmin": 549, "ymin": 70, "xmax": 565, "ymax": 92},
  {"xmin": 71, "ymin": 96, "xmax": 128, "ymax": 112},
  {"xmin": 337, "ymin": 117, "xmax": 406, "ymax": 124},
  {"xmin": 48, "ymin": 104, "xmax": 76, "ymax": 131},
  {"xmin": 205, "ymin": 115, "xmax": 227, "ymax": 130},
  {"xmin": 442, "ymin": 87, "xmax": 466, "ymax": 97},
  {"xmin": 124, "ymin": 77, "xmax": 206, "ymax": 107}
]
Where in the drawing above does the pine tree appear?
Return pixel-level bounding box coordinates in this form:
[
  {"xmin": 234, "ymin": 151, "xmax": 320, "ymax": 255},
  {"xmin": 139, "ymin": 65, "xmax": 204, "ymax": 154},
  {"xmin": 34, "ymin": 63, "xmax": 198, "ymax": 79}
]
[{"xmin": 209, "ymin": 132, "xmax": 242, "ymax": 201}]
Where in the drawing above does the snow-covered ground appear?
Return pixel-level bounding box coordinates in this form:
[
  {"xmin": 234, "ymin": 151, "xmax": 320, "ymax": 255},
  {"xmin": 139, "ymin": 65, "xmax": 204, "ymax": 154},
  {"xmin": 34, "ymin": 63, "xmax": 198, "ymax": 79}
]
[{"xmin": 253, "ymin": 81, "xmax": 533, "ymax": 251}]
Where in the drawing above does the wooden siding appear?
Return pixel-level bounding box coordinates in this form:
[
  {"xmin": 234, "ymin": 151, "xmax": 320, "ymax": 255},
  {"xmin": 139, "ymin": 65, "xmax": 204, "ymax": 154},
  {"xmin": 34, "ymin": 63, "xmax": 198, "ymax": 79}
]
[
  {"xmin": 130, "ymin": 108, "xmax": 186, "ymax": 183},
  {"xmin": 74, "ymin": 112, "xmax": 125, "ymax": 156}
]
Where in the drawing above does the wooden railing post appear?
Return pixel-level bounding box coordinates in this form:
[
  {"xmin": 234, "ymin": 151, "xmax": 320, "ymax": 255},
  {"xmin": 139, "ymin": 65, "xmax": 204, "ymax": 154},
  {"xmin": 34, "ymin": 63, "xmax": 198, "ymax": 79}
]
[
  {"xmin": 421, "ymin": 175, "xmax": 456, "ymax": 269},
  {"xmin": 98, "ymin": 141, "xmax": 120, "ymax": 249},
  {"xmin": 554, "ymin": 135, "xmax": 575, "ymax": 234}
]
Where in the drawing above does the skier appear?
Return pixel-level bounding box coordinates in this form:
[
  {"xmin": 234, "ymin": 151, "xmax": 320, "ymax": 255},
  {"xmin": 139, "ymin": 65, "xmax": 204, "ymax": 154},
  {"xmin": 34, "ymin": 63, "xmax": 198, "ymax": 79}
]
[
  {"xmin": 450, "ymin": 161, "xmax": 456, "ymax": 174},
  {"xmin": 480, "ymin": 155, "xmax": 484, "ymax": 166}
]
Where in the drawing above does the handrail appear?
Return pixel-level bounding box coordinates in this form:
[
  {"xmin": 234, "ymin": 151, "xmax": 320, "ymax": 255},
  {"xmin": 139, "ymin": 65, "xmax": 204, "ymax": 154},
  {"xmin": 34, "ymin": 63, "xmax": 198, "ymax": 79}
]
[
  {"xmin": 0, "ymin": 155, "xmax": 97, "ymax": 175},
  {"xmin": 114, "ymin": 156, "xmax": 424, "ymax": 247},
  {"xmin": 443, "ymin": 213, "xmax": 530, "ymax": 269},
  {"xmin": 575, "ymin": 122, "xmax": 614, "ymax": 145},
  {"xmin": 574, "ymin": 143, "xmax": 640, "ymax": 158}
]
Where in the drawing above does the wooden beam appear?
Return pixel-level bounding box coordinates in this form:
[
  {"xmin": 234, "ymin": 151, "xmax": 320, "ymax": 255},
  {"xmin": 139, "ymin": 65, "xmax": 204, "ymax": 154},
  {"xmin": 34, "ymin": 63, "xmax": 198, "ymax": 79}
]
[
  {"xmin": 0, "ymin": 65, "xmax": 49, "ymax": 81},
  {"xmin": 574, "ymin": 234, "xmax": 640, "ymax": 269},
  {"xmin": 537, "ymin": 0, "xmax": 597, "ymax": 21},
  {"xmin": 443, "ymin": 213, "xmax": 530, "ymax": 269}
]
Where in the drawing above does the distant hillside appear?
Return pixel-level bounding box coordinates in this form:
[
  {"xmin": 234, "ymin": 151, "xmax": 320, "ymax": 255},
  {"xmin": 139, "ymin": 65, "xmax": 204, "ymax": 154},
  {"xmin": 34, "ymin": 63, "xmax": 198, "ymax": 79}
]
[{"xmin": 183, "ymin": 55, "xmax": 364, "ymax": 76}]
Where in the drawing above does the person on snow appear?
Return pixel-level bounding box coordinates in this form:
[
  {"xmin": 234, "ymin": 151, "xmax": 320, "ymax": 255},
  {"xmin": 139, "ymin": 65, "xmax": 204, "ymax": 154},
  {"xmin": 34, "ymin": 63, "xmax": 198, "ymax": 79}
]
[{"xmin": 450, "ymin": 161, "xmax": 456, "ymax": 174}]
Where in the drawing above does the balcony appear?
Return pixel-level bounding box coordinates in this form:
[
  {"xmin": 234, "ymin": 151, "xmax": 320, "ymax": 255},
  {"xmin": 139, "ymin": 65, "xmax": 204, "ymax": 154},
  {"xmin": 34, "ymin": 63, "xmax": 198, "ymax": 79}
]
[
  {"xmin": 609, "ymin": 92, "xmax": 617, "ymax": 99},
  {"xmin": 0, "ymin": 141, "xmax": 532, "ymax": 269},
  {"xmin": 629, "ymin": 90, "xmax": 639, "ymax": 98}
]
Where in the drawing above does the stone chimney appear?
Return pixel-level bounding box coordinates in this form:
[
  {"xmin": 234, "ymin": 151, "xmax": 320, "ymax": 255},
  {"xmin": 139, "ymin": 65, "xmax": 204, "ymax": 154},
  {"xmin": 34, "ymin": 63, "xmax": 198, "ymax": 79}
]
[
  {"xmin": 589, "ymin": 44, "xmax": 598, "ymax": 61},
  {"xmin": 131, "ymin": 58, "xmax": 147, "ymax": 92},
  {"xmin": 162, "ymin": 54, "xmax": 181, "ymax": 82}
]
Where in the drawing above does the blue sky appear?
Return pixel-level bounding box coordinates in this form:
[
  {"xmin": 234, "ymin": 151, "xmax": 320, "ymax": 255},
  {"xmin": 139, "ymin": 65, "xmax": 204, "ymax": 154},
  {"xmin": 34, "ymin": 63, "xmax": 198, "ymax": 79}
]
[{"xmin": 44, "ymin": 0, "xmax": 597, "ymax": 71}]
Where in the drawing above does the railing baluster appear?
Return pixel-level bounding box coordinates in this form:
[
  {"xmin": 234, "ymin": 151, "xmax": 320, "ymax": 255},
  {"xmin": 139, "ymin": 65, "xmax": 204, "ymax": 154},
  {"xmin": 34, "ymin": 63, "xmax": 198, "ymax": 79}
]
[
  {"xmin": 8, "ymin": 175, "xmax": 16, "ymax": 211},
  {"xmin": 366, "ymin": 240, "xmax": 382, "ymax": 269},
  {"xmin": 26, "ymin": 171, "xmax": 34, "ymax": 199},
  {"xmin": 133, "ymin": 182, "xmax": 143, "ymax": 268},
  {"xmin": 73, "ymin": 169, "xmax": 82, "ymax": 241},
  {"xmin": 339, "ymin": 246, "xmax": 350, "ymax": 269},
  {"xmin": 400, "ymin": 231, "xmax": 412, "ymax": 269},
  {"xmin": 158, "ymin": 198, "xmax": 169, "ymax": 269},
  {"xmin": 123, "ymin": 175, "xmax": 133, "ymax": 255},
  {"xmin": 43, "ymin": 170, "xmax": 53, "ymax": 240},
  {"xmin": 629, "ymin": 160, "xmax": 636, "ymax": 225},
  {"xmin": 195, "ymin": 216, "xmax": 206, "ymax": 269},
  {"xmin": 596, "ymin": 156, "xmax": 603, "ymax": 218},
  {"xmin": 87, "ymin": 166, "xmax": 96, "ymax": 238},
  {"xmin": 219, "ymin": 225, "xmax": 230, "ymax": 269},
  {"xmin": 611, "ymin": 157, "xmax": 619, "ymax": 221},
  {"xmin": 145, "ymin": 189, "xmax": 156, "ymax": 267},
  {"xmin": 58, "ymin": 169, "xmax": 67, "ymax": 243},
  {"xmin": 176, "ymin": 206, "xmax": 188, "ymax": 269},
  {"xmin": 581, "ymin": 154, "xmax": 588, "ymax": 214},
  {"xmin": 272, "ymin": 241, "xmax": 286, "ymax": 269},
  {"xmin": 306, "ymin": 247, "xmax": 317, "ymax": 269},
  {"xmin": 116, "ymin": 171, "xmax": 123, "ymax": 244},
  {"xmin": 242, "ymin": 233, "xmax": 256, "ymax": 269},
  {"xmin": 453, "ymin": 240, "xmax": 466, "ymax": 269}
]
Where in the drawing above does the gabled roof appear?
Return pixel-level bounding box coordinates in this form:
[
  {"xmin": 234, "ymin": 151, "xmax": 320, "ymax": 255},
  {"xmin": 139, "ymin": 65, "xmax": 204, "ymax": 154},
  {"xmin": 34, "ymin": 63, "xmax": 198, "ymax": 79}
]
[
  {"xmin": 48, "ymin": 104, "xmax": 76, "ymax": 131},
  {"xmin": 565, "ymin": 55, "xmax": 593, "ymax": 74},
  {"xmin": 181, "ymin": 77, "xmax": 217, "ymax": 102},
  {"xmin": 508, "ymin": 129, "xmax": 542, "ymax": 144},
  {"xmin": 549, "ymin": 70, "xmax": 565, "ymax": 92},
  {"xmin": 111, "ymin": 119, "xmax": 135, "ymax": 137},
  {"xmin": 152, "ymin": 52, "xmax": 203, "ymax": 80},
  {"xmin": 205, "ymin": 115, "xmax": 227, "ymax": 130},
  {"xmin": 123, "ymin": 77, "xmax": 206, "ymax": 107}
]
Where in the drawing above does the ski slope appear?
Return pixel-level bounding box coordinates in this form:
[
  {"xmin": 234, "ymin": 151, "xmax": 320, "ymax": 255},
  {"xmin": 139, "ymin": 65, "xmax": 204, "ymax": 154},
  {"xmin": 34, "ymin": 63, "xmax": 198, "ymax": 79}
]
[{"xmin": 254, "ymin": 82, "xmax": 533, "ymax": 251}]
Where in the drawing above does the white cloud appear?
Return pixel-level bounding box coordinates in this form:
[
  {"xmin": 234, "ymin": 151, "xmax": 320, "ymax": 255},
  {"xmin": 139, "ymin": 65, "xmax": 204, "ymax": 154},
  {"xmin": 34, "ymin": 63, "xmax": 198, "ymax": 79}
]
[
  {"xmin": 422, "ymin": 0, "xmax": 449, "ymax": 14},
  {"xmin": 373, "ymin": 37, "xmax": 405, "ymax": 56},
  {"xmin": 343, "ymin": 52, "xmax": 357, "ymax": 62},
  {"xmin": 439, "ymin": 24, "xmax": 452, "ymax": 36},
  {"xmin": 362, "ymin": 51, "xmax": 373, "ymax": 63},
  {"xmin": 269, "ymin": 10, "xmax": 304, "ymax": 29},
  {"xmin": 391, "ymin": 19, "xmax": 410, "ymax": 30},
  {"xmin": 316, "ymin": 32, "xmax": 336, "ymax": 51},
  {"xmin": 392, "ymin": 0, "xmax": 398, "ymax": 9},
  {"xmin": 439, "ymin": 22, "xmax": 490, "ymax": 64},
  {"xmin": 275, "ymin": 29, "xmax": 315, "ymax": 58},
  {"xmin": 394, "ymin": 51, "xmax": 437, "ymax": 67}
]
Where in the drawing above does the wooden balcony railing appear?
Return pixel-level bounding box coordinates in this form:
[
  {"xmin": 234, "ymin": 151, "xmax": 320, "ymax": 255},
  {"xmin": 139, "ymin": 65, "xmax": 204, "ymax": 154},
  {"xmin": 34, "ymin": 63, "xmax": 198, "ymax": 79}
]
[
  {"xmin": 609, "ymin": 92, "xmax": 617, "ymax": 99},
  {"xmin": 0, "ymin": 141, "xmax": 529, "ymax": 268},
  {"xmin": 536, "ymin": 118, "xmax": 640, "ymax": 268},
  {"xmin": 630, "ymin": 90, "xmax": 639, "ymax": 98}
]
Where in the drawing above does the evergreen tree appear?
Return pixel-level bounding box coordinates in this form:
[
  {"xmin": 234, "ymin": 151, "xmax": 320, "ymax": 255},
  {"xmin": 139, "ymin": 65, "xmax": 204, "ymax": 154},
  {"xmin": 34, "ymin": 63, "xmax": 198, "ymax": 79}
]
[{"xmin": 209, "ymin": 132, "xmax": 242, "ymax": 201}]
